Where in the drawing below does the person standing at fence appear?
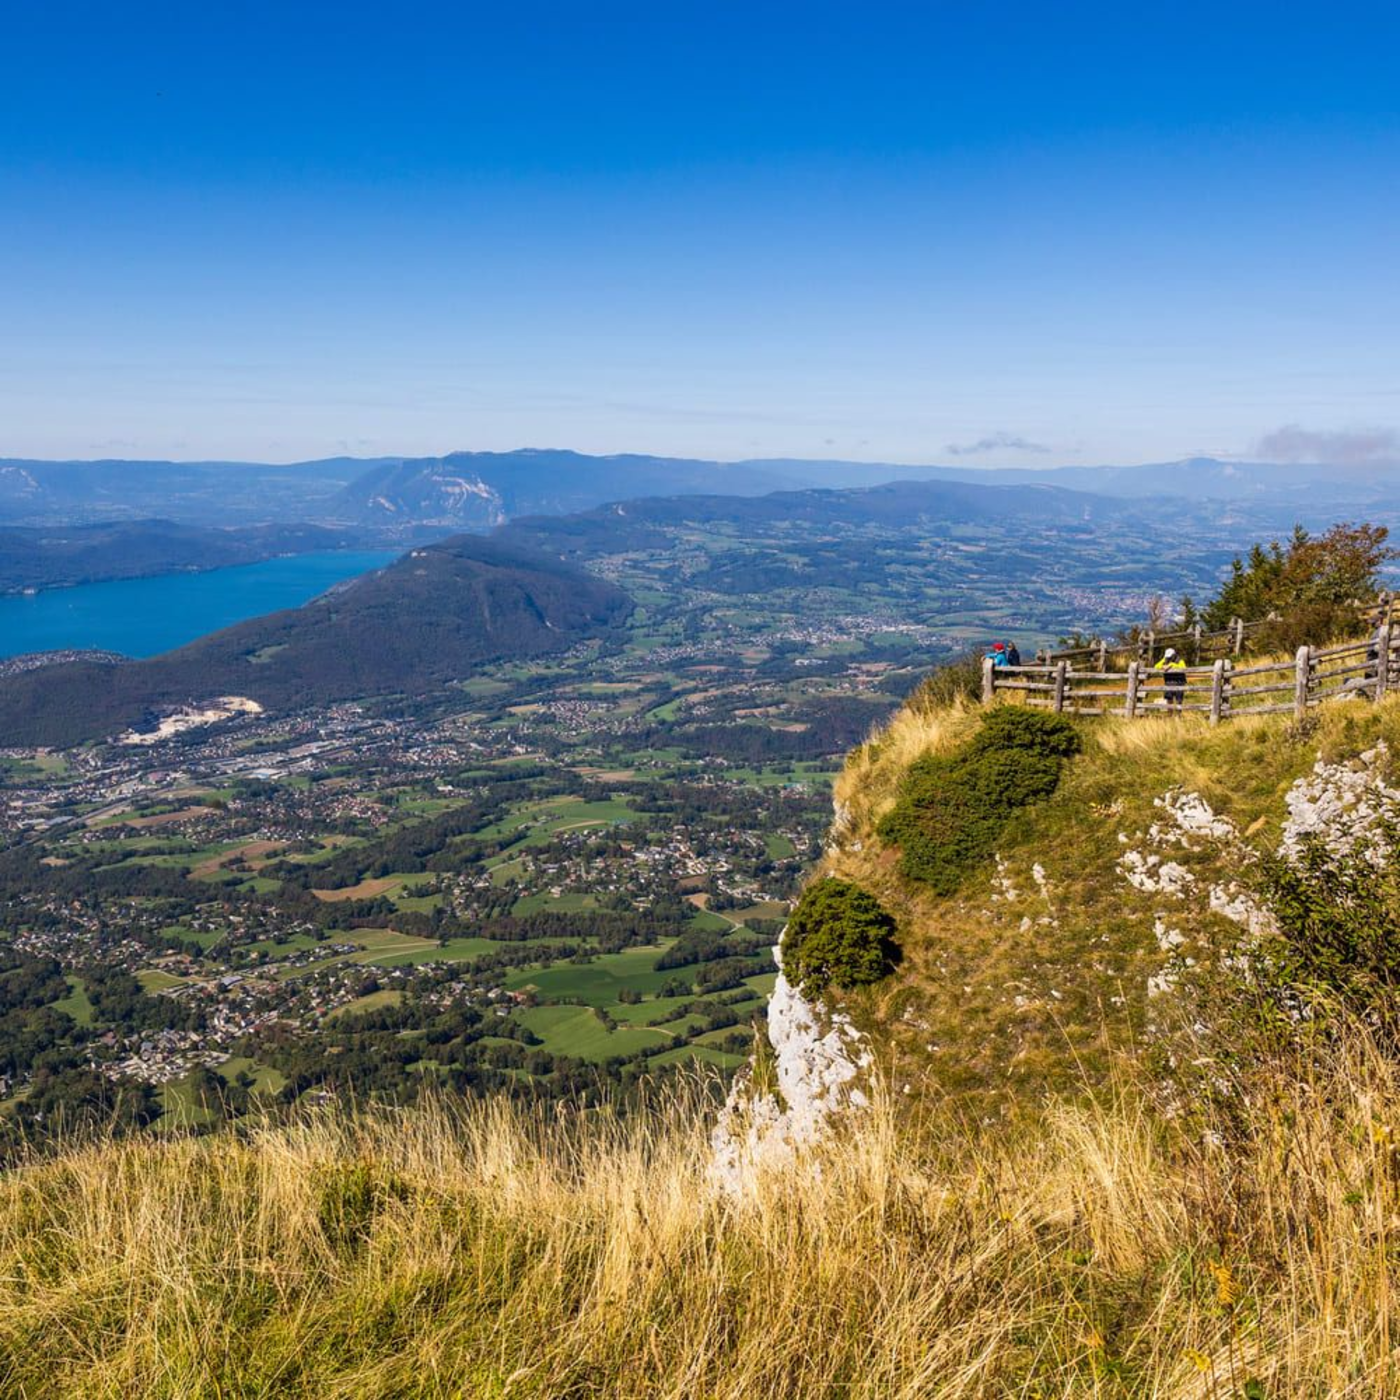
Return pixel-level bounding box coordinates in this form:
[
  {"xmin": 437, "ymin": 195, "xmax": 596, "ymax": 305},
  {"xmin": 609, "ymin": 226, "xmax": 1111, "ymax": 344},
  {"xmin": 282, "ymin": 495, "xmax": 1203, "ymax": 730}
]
[
  {"xmin": 985, "ymin": 642, "xmax": 1009, "ymax": 668},
  {"xmin": 1155, "ymin": 647, "xmax": 1187, "ymax": 710},
  {"xmin": 1006, "ymin": 641, "xmax": 1022, "ymax": 667}
]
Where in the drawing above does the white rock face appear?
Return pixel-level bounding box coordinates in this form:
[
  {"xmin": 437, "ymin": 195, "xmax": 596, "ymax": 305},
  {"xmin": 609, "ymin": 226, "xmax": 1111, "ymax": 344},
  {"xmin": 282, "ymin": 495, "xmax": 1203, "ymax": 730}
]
[
  {"xmin": 1280, "ymin": 742, "xmax": 1398, "ymax": 866},
  {"xmin": 1117, "ymin": 850, "xmax": 1196, "ymax": 895},
  {"xmin": 710, "ymin": 953, "xmax": 870, "ymax": 1197},
  {"xmin": 825, "ymin": 800, "xmax": 856, "ymax": 856},
  {"xmin": 1208, "ymin": 883, "xmax": 1275, "ymax": 939},
  {"xmin": 1124, "ymin": 752, "xmax": 1398, "ymax": 1006},
  {"xmin": 1149, "ymin": 790, "xmax": 1237, "ymax": 846},
  {"xmin": 1154, "ymin": 916, "xmax": 1186, "ymax": 953},
  {"xmin": 990, "ymin": 854, "xmax": 1020, "ymax": 902}
]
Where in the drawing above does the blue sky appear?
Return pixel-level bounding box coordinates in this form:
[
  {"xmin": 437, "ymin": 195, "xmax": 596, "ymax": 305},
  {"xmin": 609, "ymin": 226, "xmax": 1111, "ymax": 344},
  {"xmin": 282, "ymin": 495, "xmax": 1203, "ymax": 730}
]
[{"xmin": 3, "ymin": 2, "xmax": 1398, "ymax": 465}]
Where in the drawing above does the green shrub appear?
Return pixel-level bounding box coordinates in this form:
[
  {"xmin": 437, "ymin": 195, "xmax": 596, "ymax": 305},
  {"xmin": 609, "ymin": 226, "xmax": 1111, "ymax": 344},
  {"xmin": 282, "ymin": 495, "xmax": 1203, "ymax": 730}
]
[
  {"xmin": 1252, "ymin": 599, "xmax": 1366, "ymax": 655},
  {"xmin": 784, "ymin": 879, "xmax": 899, "ymax": 994},
  {"xmin": 1253, "ymin": 813, "xmax": 1400, "ymax": 1043},
  {"xmin": 878, "ymin": 707, "xmax": 1081, "ymax": 894}
]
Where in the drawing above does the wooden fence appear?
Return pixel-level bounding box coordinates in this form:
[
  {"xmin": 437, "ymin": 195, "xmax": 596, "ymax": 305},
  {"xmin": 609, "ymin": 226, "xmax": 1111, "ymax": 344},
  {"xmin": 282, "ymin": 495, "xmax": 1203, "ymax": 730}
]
[
  {"xmin": 1034, "ymin": 593, "xmax": 1397, "ymax": 670},
  {"xmin": 1036, "ymin": 617, "xmax": 1259, "ymax": 669},
  {"xmin": 987, "ymin": 624, "xmax": 1398, "ymax": 722}
]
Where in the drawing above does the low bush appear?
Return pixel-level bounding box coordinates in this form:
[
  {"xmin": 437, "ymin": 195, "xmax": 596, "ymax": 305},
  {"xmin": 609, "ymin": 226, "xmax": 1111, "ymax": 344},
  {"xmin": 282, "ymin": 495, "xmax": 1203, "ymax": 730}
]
[
  {"xmin": 783, "ymin": 878, "xmax": 899, "ymax": 993},
  {"xmin": 878, "ymin": 707, "xmax": 1081, "ymax": 893},
  {"xmin": 1252, "ymin": 808, "xmax": 1400, "ymax": 1044}
]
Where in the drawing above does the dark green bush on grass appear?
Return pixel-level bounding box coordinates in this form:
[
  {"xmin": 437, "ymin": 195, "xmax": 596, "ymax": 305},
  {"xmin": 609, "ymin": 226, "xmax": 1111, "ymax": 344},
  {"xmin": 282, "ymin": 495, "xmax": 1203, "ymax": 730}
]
[
  {"xmin": 878, "ymin": 707, "xmax": 1082, "ymax": 894},
  {"xmin": 784, "ymin": 878, "xmax": 899, "ymax": 993}
]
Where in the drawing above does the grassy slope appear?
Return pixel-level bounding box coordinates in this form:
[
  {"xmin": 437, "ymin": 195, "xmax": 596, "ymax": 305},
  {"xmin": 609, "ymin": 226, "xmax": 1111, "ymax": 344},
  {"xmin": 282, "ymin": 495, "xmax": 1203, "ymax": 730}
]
[
  {"xmin": 1, "ymin": 1040, "xmax": 1396, "ymax": 1397},
  {"xmin": 821, "ymin": 692, "xmax": 1400, "ymax": 1112},
  {"xmin": 5, "ymin": 695, "xmax": 1400, "ymax": 1395}
]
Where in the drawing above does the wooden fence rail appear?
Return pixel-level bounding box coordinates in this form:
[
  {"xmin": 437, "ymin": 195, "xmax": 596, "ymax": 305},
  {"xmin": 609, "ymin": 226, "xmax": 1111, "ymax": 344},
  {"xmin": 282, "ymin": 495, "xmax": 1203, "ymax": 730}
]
[
  {"xmin": 986, "ymin": 621, "xmax": 1398, "ymax": 723},
  {"xmin": 1034, "ymin": 592, "xmax": 1397, "ymax": 669},
  {"xmin": 1036, "ymin": 616, "xmax": 1260, "ymax": 668}
]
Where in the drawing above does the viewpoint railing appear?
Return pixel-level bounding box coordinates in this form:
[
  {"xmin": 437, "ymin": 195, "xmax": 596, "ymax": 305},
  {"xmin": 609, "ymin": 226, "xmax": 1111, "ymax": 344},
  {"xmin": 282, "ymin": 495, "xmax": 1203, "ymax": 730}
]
[
  {"xmin": 987, "ymin": 625, "xmax": 1399, "ymax": 722},
  {"xmin": 1036, "ymin": 617, "xmax": 1261, "ymax": 669},
  {"xmin": 1034, "ymin": 594, "xmax": 1397, "ymax": 670}
]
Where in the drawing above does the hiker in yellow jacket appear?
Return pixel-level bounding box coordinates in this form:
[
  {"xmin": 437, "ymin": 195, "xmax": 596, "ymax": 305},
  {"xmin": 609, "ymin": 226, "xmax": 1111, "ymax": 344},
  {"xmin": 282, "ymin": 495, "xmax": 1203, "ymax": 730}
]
[{"xmin": 1154, "ymin": 647, "xmax": 1187, "ymax": 711}]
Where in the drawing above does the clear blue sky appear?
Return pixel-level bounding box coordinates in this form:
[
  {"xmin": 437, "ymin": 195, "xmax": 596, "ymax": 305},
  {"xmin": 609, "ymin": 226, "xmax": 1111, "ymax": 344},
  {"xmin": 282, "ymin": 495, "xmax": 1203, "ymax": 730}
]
[{"xmin": 3, "ymin": 1, "xmax": 1398, "ymax": 466}]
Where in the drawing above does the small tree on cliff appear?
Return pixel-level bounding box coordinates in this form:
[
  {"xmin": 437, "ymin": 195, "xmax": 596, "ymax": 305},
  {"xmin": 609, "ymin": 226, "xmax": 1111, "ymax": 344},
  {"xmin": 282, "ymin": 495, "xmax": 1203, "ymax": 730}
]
[{"xmin": 784, "ymin": 879, "xmax": 899, "ymax": 994}]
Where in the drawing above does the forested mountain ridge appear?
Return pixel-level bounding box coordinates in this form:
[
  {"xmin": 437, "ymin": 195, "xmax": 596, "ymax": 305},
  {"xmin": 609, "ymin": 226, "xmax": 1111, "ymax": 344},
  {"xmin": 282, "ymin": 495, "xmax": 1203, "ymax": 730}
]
[
  {"xmin": 0, "ymin": 536, "xmax": 632, "ymax": 745},
  {"xmin": 497, "ymin": 474, "xmax": 1166, "ymax": 560},
  {"xmin": 0, "ymin": 457, "xmax": 370, "ymax": 525}
]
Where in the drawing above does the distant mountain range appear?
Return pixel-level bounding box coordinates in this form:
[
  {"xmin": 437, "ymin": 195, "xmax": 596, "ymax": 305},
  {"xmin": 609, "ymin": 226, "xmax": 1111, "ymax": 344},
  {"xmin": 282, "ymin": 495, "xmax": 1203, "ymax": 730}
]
[
  {"xmin": 4, "ymin": 448, "xmax": 1396, "ymax": 531},
  {"xmin": 0, "ymin": 473, "xmax": 1234, "ymax": 744},
  {"xmin": 496, "ymin": 476, "xmax": 1167, "ymax": 561},
  {"xmin": 329, "ymin": 450, "xmax": 802, "ymax": 528},
  {"xmin": 0, "ymin": 457, "xmax": 367, "ymax": 526},
  {"xmin": 905, "ymin": 457, "xmax": 1400, "ymax": 503},
  {"xmin": 0, "ymin": 537, "xmax": 632, "ymax": 746}
]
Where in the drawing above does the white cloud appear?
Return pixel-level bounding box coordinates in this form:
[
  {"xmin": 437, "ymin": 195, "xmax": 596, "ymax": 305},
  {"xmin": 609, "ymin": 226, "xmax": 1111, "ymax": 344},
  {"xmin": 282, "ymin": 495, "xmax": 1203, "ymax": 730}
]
[
  {"xmin": 945, "ymin": 432, "xmax": 1051, "ymax": 457},
  {"xmin": 1255, "ymin": 425, "xmax": 1400, "ymax": 465}
]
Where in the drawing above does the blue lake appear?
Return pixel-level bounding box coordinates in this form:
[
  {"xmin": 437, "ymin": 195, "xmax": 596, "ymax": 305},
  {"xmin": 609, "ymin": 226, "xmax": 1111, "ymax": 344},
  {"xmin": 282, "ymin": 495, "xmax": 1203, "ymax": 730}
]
[{"xmin": 0, "ymin": 550, "xmax": 400, "ymax": 659}]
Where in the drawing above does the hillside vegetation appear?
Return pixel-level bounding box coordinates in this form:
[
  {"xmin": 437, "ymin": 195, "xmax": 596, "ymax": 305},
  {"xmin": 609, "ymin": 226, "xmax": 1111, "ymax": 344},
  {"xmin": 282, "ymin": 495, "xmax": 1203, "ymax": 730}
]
[
  {"xmin": 0, "ymin": 1031, "xmax": 1395, "ymax": 1397},
  {"xmin": 0, "ymin": 537, "xmax": 633, "ymax": 744},
  {"xmin": 5, "ymin": 665, "xmax": 1400, "ymax": 1394},
  {"xmin": 821, "ymin": 685, "xmax": 1400, "ymax": 1110}
]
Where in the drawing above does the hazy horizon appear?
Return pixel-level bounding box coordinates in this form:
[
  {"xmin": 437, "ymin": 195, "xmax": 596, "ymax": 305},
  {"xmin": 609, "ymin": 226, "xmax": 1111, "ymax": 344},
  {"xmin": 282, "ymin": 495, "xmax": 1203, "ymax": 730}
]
[{"xmin": 2, "ymin": 446, "xmax": 1397, "ymax": 474}]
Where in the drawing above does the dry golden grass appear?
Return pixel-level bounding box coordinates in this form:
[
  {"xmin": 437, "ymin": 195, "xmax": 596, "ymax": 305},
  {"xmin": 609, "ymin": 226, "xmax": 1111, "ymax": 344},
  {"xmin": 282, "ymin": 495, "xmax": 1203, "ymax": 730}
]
[{"xmin": 0, "ymin": 1031, "xmax": 1396, "ymax": 1398}]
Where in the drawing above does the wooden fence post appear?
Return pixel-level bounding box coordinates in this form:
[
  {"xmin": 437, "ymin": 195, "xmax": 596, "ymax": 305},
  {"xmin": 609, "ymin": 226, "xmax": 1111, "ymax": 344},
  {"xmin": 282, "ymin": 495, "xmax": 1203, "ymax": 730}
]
[
  {"xmin": 981, "ymin": 656, "xmax": 996, "ymax": 705},
  {"xmin": 1377, "ymin": 621, "xmax": 1391, "ymax": 700},
  {"xmin": 1294, "ymin": 645, "xmax": 1311, "ymax": 718},
  {"xmin": 1125, "ymin": 661, "xmax": 1140, "ymax": 718},
  {"xmin": 1233, "ymin": 617, "xmax": 1245, "ymax": 655},
  {"xmin": 1198, "ymin": 655, "xmax": 1220, "ymax": 722},
  {"xmin": 1053, "ymin": 661, "xmax": 1068, "ymax": 713},
  {"xmin": 1192, "ymin": 623, "xmax": 1202, "ymax": 663},
  {"xmin": 1097, "ymin": 638, "xmax": 1107, "ymax": 671},
  {"xmin": 1204, "ymin": 658, "xmax": 1226, "ymax": 722},
  {"xmin": 1144, "ymin": 630, "xmax": 1155, "ymax": 665}
]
